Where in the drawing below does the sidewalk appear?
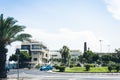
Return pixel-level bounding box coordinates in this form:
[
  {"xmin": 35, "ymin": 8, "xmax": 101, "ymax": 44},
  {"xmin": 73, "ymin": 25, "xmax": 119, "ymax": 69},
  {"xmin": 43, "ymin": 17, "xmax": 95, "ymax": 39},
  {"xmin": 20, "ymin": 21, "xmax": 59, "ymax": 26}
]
[
  {"xmin": 6, "ymin": 72, "xmax": 40, "ymax": 80},
  {"xmin": 2, "ymin": 78, "xmax": 40, "ymax": 80}
]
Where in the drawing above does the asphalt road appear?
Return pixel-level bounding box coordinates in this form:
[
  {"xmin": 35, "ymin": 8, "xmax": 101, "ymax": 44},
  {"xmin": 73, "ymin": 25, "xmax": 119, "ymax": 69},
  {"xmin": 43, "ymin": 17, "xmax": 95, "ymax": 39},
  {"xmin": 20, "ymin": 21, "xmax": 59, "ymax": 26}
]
[{"xmin": 7, "ymin": 69, "xmax": 120, "ymax": 80}]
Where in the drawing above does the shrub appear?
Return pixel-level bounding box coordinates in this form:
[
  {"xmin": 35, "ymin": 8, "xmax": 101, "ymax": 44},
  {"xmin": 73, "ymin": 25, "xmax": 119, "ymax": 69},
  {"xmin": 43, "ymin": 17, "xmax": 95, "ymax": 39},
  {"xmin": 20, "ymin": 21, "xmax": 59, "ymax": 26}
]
[
  {"xmin": 69, "ymin": 64, "xmax": 74, "ymax": 68},
  {"xmin": 107, "ymin": 61, "xmax": 116, "ymax": 72},
  {"xmin": 115, "ymin": 64, "xmax": 120, "ymax": 72},
  {"xmin": 54, "ymin": 65, "xmax": 65, "ymax": 72},
  {"xmin": 54, "ymin": 65, "xmax": 60, "ymax": 69},
  {"xmin": 108, "ymin": 66, "xmax": 112, "ymax": 72},
  {"xmin": 59, "ymin": 66, "xmax": 66, "ymax": 72},
  {"xmin": 35, "ymin": 64, "xmax": 41, "ymax": 69},
  {"xmin": 84, "ymin": 64, "xmax": 90, "ymax": 71},
  {"xmin": 76, "ymin": 63, "xmax": 81, "ymax": 67}
]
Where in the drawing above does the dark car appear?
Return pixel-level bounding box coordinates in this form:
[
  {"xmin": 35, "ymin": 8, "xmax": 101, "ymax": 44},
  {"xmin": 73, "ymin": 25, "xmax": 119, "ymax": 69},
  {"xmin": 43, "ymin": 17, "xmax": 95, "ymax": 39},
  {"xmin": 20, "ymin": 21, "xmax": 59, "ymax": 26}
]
[{"xmin": 40, "ymin": 65, "xmax": 53, "ymax": 71}]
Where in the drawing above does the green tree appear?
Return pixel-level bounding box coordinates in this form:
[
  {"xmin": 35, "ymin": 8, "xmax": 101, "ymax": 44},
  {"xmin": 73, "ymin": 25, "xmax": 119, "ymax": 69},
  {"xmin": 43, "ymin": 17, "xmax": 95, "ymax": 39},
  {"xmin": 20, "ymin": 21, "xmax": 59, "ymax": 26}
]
[
  {"xmin": 101, "ymin": 54, "xmax": 111, "ymax": 62},
  {"xmin": 78, "ymin": 55, "xmax": 83, "ymax": 63},
  {"xmin": 0, "ymin": 14, "xmax": 31, "ymax": 78},
  {"xmin": 83, "ymin": 50, "xmax": 99, "ymax": 63},
  {"xmin": 115, "ymin": 48, "xmax": 120, "ymax": 53},
  {"xmin": 60, "ymin": 45, "xmax": 70, "ymax": 66},
  {"xmin": 9, "ymin": 51, "xmax": 31, "ymax": 68}
]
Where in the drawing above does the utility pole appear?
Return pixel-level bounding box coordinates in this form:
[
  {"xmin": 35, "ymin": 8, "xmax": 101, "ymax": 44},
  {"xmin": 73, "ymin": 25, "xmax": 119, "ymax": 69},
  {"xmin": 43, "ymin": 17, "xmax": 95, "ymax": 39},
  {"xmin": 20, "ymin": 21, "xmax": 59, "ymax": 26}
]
[{"xmin": 16, "ymin": 49, "xmax": 20, "ymax": 80}]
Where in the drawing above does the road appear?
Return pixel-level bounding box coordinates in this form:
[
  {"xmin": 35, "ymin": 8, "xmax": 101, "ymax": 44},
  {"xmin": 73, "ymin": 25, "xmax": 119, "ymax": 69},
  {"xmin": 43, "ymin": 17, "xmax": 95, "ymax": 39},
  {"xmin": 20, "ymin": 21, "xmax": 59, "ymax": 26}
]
[{"xmin": 7, "ymin": 69, "xmax": 120, "ymax": 80}]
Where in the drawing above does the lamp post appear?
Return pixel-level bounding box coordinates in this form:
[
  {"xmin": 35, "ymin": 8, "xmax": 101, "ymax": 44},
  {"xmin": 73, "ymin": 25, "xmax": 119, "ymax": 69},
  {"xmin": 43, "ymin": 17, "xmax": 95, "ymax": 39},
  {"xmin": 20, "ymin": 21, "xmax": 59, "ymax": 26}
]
[
  {"xmin": 99, "ymin": 40, "xmax": 103, "ymax": 53},
  {"xmin": 16, "ymin": 49, "xmax": 20, "ymax": 80},
  {"xmin": 107, "ymin": 45, "xmax": 110, "ymax": 53}
]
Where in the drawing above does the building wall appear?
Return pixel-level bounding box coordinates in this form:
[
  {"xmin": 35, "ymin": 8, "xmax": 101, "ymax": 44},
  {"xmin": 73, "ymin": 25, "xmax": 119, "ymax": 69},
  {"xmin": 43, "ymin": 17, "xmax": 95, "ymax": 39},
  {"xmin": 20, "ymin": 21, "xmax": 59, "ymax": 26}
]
[
  {"xmin": 20, "ymin": 41, "xmax": 49, "ymax": 67},
  {"xmin": 49, "ymin": 50, "xmax": 82, "ymax": 59}
]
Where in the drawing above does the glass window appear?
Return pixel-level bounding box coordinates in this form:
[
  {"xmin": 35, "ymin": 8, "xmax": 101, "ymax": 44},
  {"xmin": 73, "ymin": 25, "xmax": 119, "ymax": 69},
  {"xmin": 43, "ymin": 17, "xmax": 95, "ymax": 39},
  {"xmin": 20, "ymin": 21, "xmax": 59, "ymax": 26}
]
[
  {"xmin": 32, "ymin": 45, "xmax": 40, "ymax": 49},
  {"xmin": 21, "ymin": 45, "xmax": 30, "ymax": 49},
  {"xmin": 33, "ymin": 58, "xmax": 37, "ymax": 61},
  {"xmin": 33, "ymin": 51, "xmax": 38, "ymax": 54},
  {"xmin": 46, "ymin": 54, "xmax": 48, "ymax": 57}
]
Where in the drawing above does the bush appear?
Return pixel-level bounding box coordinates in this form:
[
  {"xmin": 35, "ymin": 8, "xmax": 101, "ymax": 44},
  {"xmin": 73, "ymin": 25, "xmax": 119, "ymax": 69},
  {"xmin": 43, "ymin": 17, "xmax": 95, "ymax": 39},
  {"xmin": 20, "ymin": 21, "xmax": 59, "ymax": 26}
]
[
  {"xmin": 115, "ymin": 64, "xmax": 120, "ymax": 72},
  {"xmin": 84, "ymin": 64, "xmax": 90, "ymax": 71},
  {"xmin": 59, "ymin": 66, "xmax": 66, "ymax": 72},
  {"xmin": 69, "ymin": 64, "xmax": 74, "ymax": 68},
  {"xmin": 116, "ymin": 66, "xmax": 120, "ymax": 72},
  {"xmin": 54, "ymin": 65, "xmax": 60, "ymax": 69},
  {"xmin": 108, "ymin": 66, "xmax": 112, "ymax": 72},
  {"xmin": 35, "ymin": 64, "xmax": 41, "ymax": 69},
  {"xmin": 54, "ymin": 65, "xmax": 66, "ymax": 72},
  {"xmin": 76, "ymin": 63, "xmax": 81, "ymax": 67}
]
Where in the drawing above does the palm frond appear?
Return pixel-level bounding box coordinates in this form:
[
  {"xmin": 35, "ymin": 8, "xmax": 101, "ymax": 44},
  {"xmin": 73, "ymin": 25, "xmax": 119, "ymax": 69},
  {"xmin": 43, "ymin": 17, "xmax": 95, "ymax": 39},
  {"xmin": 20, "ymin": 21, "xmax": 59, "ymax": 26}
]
[
  {"xmin": 0, "ymin": 14, "xmax": 32, "ymax": 46},
  {"xmin": 11, "ymin": 33, "xmax": 32, "ymax": 42}
]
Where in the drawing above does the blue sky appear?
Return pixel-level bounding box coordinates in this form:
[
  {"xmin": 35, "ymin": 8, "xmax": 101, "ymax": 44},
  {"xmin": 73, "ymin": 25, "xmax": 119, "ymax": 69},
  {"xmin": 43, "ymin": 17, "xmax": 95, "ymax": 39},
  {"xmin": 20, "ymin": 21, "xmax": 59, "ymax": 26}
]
[{"xmin": 0, "ymin": 0, "xmax": 120, "ymax": 59}]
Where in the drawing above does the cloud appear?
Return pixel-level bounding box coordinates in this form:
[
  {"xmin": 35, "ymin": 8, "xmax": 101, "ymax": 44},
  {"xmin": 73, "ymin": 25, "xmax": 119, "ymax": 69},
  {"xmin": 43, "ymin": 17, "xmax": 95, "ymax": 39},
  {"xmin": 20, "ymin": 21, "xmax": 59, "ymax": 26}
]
[
  {"xmin": 24, "ymin": 28, "xmax": 101, "ymax": 52},
  {"xmin": 105, "ymin": 0, "xmax": 120, "ymax": 20}
]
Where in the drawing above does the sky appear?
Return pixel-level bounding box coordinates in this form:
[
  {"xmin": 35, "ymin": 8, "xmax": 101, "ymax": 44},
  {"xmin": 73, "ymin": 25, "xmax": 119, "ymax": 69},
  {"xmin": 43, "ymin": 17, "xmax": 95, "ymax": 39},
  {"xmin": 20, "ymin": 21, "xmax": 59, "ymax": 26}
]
[{"xmin": 0, "ymin": 0, "xmax": 120, "ymax": 59}]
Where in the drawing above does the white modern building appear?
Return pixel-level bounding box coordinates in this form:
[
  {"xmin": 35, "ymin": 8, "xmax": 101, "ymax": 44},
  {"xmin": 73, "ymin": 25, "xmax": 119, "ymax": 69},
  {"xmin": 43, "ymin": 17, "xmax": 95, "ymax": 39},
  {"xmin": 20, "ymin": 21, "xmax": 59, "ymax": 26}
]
[
  {"xmin": 20, "ymin": 40, "xmax": 50, "ymax": 67},
  {"xmin": 49, "ymin": 50, "xmax": 82, "ymax": 59}
]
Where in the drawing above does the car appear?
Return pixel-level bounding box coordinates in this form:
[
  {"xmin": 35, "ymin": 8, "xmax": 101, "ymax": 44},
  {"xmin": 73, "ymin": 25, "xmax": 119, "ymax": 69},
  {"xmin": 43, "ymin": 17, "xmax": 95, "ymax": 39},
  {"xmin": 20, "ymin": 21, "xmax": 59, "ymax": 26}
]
[{"xmin": 40, "ymin": 65, "xmax": 53, "ymax": 71}]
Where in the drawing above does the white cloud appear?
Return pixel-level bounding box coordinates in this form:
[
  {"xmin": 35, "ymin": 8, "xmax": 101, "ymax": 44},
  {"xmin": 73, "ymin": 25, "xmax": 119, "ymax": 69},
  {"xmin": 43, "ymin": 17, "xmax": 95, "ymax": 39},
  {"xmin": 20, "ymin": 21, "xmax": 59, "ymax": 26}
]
[
  {"xmin": 105, "ymin": 0, "xmax": 120, "ymax": 20},
  {"xmin": 25, "ymin": 28, "xmax": 101, "ymax": 52}
]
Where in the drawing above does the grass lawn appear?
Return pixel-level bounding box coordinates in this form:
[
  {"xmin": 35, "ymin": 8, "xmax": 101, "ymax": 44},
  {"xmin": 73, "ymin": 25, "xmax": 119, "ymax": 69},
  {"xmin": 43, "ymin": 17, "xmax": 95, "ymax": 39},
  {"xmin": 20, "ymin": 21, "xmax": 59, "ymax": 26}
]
[{"xmin": 65, "ymin": 67, "xmax": 117, "ymax": 73}]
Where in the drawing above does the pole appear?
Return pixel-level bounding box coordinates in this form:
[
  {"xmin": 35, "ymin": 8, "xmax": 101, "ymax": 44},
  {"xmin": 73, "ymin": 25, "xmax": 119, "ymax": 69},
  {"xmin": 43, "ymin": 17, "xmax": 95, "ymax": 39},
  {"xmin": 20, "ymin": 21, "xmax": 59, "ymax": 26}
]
[
  {"xmin": 99, "ymin": 40, "xmax": 102, "ymax": 53},
  {"xmin": 17, "ymin": 54, "xmax": 19, "ymax": 80},
  {"xmin": 16, "ymin": 49, "xmax": 20, "ymax": 80},
  {"xmin": 107, "ymin": 45, "xmax": 110, "ymax": 53}
]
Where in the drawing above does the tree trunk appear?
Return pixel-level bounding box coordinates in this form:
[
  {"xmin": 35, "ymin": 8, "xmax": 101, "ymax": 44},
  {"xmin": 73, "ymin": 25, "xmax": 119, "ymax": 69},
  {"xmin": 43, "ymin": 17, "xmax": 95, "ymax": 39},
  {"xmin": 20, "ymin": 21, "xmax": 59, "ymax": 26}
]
[{"xmin": 0, "ymin": 47, "xmax": 8, "ymax": 78}]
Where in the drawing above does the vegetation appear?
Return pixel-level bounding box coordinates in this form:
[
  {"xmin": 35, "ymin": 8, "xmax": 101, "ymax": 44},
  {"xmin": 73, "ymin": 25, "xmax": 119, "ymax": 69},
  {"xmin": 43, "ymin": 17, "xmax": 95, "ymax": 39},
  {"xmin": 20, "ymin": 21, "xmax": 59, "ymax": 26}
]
[
  {"xmin": 9, "ymin": 51, "xmax": 31, "ymax": 68},
  {"xmin": 65, "ymin": 67, "xmax": 115, "ymax": 72},
  {"xmin": 35, "ymin": 64, "xmax": 41, "ymax": 69},
  {"xmin": 60, "ymin": 45, "xmax": 71, "ymax": 66},
  {"xmin": 79, "ymin": 50, "xmax": 99, "ymax": 64},
  {"xmin": 0, "ymin": 14, "xmax": 31, "ymax": 78},
  {"xmin": 84, "ymin": 64, "xmax": 91, "ymax": 71},
  {"xmin": 54, "ymin": 65, "xmax": 66, "ymax": 72}
]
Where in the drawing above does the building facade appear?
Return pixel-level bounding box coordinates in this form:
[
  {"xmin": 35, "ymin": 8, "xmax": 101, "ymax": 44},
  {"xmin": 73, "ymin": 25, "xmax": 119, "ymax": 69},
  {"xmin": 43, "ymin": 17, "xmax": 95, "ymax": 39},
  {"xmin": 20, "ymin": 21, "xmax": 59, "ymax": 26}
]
[
  {"xmin": 49, "ymin": 50, "xmax": 82, "ymax": 65},
  {"xmin": 20, "ymin": 41, "xmax": 49, "ymax": 67}
]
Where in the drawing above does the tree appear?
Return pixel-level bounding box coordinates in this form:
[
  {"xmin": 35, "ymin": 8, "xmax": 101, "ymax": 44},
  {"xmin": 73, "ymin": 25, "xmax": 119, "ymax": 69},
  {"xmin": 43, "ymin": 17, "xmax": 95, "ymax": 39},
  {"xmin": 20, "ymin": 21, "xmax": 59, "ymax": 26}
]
[
  {"xmin": 0, "ymin": 14, "xmax": 31, "ymax": 78},
  {"xmin": 60, "ymin": 45, "xmax": 70, "ymax": 66},
  {"xmin": 83, "ymin": 50, "xmax": 99, "ymax": 63},
  {"xmin": 9, "ymin": 51, "xmax": 31, "ymax": 68},
  {"xmin": 115, "ymin": 48, "xmax": 120, "ymax": 54},
  {"xmin": 78, "ymin": 55, "xmax": 83, "ymax": 63}
]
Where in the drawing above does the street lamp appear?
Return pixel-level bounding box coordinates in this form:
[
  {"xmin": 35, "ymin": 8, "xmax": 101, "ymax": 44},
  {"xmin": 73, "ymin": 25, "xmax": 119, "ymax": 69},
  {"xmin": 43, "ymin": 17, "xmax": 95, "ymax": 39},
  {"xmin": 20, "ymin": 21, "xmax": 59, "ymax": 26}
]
[
  {"xmin": 16, "ymin": 49, "xmax": 20, "ymax": 80},
  {"xmin": 99, "ymin": 40, "xmax": 103, "ymax": 53},
  {"xmin": 107, "ymin": 45, "xmax": 110, "ymax": 53}
]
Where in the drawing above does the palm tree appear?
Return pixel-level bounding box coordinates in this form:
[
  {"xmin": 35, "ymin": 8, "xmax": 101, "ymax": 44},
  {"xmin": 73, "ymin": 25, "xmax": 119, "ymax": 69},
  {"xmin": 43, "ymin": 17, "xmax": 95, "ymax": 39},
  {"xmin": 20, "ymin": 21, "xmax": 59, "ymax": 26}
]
[
  {"xmin": 0, "ymin": 14, "xmax": 32, "ymax": 78},
  {"xmin": 60, "ymin": 45, "xmax": 70, "ymax": 66}
]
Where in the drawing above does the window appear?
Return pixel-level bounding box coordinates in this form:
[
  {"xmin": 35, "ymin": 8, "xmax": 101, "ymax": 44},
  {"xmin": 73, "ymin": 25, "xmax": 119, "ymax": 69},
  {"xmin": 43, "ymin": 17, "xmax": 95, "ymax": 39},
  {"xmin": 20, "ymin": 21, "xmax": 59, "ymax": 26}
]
[
  {"xmin": 33, "ymin": 58, "xmax": 37, "ymax": 61},
  {"xmin": 33, "ymin": 51, "xmax": 38, "ymax": 54},
  {"xmin": 21, "ymin": 45, "xmax": 30, "ymax": 50},
  {"xmin": 32, "ymin": 45, "xmax": 41, "ymax": 49},
  {"xmin": 46, "ymin": 54, "xmax": 48, "ymax": 57}
]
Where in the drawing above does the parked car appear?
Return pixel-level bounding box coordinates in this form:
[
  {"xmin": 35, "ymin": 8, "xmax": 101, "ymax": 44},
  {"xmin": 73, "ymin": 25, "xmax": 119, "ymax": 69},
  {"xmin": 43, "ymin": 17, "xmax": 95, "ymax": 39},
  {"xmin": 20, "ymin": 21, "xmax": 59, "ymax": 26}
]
[{"xmin": 40, "ymin": 65, "xmax": 53, "ymax": 71}]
